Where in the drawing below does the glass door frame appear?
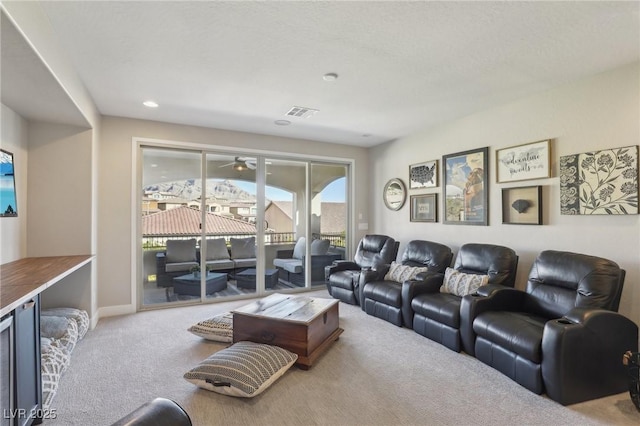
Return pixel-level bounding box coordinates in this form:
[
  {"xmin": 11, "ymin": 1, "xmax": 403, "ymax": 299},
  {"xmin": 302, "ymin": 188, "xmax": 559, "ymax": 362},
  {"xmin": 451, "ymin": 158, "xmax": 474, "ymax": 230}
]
[{"xmin": 133, "ymin": 137, "xmax": 354, "ymax": 311}]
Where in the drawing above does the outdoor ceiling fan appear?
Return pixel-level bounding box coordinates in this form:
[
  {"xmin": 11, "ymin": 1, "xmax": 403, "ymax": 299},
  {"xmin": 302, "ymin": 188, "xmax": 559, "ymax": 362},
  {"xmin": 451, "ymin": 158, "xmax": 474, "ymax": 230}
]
[{"xmin": 219, "ymin": 157, "xmax": 256, "ymax": 171}]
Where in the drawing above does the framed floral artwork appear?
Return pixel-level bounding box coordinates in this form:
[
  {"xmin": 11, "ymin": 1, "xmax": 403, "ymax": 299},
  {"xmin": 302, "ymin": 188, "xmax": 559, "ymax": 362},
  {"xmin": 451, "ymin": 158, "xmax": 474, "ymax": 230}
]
[
  {"xmin": 443, "ymin": 147, "xmax": 489, "ymax": 225},
  {"xmin": 560, "ymin": 145, "xmax": 638, "ymax": 215}
]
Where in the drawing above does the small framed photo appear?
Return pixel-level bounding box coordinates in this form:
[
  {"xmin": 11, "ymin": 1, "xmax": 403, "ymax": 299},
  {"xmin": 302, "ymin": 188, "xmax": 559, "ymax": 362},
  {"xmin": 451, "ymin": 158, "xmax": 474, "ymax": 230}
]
[
  {"xmin": 410, "ymin": 194, "xmax": 437, "ymax": 222},
  {"xmin": 409, "ymin": 160, "xmax": 438, "ymax": 189},
  {"xmin": 502, "ymin": 185, "xmax": 542, "ymax": 225},
  {"xmin": 496, "ymin": 139, "xmax": 551, "ymax": 183}
]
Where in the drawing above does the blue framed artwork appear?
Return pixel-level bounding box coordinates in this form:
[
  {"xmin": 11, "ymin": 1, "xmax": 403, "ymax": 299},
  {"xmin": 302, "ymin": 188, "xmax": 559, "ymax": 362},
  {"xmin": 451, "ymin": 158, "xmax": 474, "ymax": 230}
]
[{"xmin": 1, "ymin": 149, "xmax": 18, "ymax": 217}]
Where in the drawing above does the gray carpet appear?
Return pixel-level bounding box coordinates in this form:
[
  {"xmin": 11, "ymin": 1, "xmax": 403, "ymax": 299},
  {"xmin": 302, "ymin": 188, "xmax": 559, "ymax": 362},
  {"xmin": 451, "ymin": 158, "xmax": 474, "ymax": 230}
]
[{"xmin": 49, "ymin": 289, "xmax": 640, "ymax": 425}]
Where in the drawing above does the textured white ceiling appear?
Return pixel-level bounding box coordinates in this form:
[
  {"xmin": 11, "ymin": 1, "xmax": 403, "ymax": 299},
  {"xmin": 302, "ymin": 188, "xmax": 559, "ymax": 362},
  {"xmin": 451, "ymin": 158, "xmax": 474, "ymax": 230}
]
[{"xmin": 25, "ymin": 1, "xmax": 640, "ymax": 146}]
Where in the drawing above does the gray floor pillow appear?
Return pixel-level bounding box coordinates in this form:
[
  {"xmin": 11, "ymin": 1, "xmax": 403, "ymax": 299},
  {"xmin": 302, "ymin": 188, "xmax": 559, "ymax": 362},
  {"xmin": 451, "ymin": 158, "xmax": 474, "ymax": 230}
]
[{"xmin": 184, "ymin": 341, "xmax": 298, "ymax": 398}]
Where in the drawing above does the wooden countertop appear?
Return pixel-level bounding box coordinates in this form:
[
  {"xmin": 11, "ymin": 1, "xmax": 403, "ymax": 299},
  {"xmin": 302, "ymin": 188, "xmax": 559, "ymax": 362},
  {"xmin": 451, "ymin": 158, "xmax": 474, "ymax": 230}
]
[{"xmin": 1, "ymin": 255, "xmax": 93, "ymax": 317}]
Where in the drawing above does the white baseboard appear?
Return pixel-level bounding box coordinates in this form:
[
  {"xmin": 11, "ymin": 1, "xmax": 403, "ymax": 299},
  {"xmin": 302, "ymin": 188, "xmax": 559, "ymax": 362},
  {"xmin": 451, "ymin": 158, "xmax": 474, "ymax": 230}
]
[{"xmin": 97, "ymin": 304, "xmax": 136, "ymax": 319}]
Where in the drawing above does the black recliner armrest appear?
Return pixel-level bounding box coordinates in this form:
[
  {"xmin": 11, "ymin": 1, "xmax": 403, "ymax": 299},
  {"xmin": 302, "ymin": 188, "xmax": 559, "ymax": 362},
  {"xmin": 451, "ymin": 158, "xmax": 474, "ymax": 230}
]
[
  {"xmin": 400, "ymin": 272, "xmax": 446, "ymax": 328},
  {"xmin": 542, "ymin": 308, "xmax": 639, "ymax": 405},
  {"xmin": 111, "ymin": 397, "xmax": 192, "ymax": 426},
  {"xmin": 326, "ymin": 260, "xmax": 360, "ymax": 275}
]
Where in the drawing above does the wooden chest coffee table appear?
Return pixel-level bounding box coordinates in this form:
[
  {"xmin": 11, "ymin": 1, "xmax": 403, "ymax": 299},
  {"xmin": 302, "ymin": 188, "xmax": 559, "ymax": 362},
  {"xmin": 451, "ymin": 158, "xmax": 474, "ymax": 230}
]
[{"xmin": 232, "ymin": 293, "xmax": 343, "ymax": 369}]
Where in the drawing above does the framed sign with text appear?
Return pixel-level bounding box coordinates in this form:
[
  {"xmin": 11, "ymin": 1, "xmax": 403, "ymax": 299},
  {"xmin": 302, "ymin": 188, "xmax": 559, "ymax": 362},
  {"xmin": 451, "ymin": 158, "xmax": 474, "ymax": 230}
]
[{"xmin": 496, "ymin": 139, "xmax": 551, "ymax": 183}]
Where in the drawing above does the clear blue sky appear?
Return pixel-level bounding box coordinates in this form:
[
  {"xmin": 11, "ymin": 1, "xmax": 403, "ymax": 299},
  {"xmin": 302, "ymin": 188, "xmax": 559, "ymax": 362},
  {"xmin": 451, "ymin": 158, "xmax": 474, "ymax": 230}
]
[{"xmin": 232, "ymin": 177, "xmax": 345, "ymax": 202}]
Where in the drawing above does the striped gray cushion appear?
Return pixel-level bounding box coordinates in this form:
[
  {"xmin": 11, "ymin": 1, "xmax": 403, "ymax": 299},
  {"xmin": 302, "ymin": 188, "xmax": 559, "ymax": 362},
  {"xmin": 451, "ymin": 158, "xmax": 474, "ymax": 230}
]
[
  {"xmin": 187, "ymin": 312, "xmax": 233, "ymax": 342},
  {"xmin": 184, "ymin": 341, "xmax": 298, "ymax": 397}
]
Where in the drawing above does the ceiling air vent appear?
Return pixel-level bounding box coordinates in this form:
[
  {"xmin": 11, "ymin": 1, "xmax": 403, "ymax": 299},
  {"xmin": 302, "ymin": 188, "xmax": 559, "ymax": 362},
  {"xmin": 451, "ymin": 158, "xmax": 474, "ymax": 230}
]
[{"xmin": 286, "ymin": 106, "xmax": 319, "ymax": 119}]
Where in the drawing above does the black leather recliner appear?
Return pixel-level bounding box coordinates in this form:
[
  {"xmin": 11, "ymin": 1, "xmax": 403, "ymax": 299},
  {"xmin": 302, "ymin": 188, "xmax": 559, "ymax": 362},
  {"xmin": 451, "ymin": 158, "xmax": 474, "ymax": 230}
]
[
  {"xmin": 111, "ymin": 397, "xmax": 192, "ymax": 426},
  {"xmin": 411, "ymin": 243, "xmax": 518, "ymax": 352},
  {"xmin": 466, "ymin": 250, "xmax": 638, "ymax": 405},
  {"xmin": 325, "ymin": 235, "xmax": 399, "ymax": 305},
  {"xmin": 361, "ymin": 240, "xmax": 453, "ymax": 327}
]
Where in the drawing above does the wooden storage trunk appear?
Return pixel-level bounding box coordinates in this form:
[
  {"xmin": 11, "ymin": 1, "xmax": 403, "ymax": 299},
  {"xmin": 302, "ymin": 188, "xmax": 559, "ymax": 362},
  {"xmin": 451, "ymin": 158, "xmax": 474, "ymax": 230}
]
[{"xmin": 232, "ymin": 294, "xmax": 343, "ymax": 369}]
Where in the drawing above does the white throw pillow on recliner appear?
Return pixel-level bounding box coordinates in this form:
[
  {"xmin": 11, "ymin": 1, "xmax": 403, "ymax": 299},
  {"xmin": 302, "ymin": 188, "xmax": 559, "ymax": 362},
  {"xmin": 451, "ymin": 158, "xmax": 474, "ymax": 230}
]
[
  {"xmin": 440, "ymin": 267, "xmax": 489, "ymax": 296},
  {"xmin": 384, "ymin": 261, "xmax": 429, "ymax": 283}
]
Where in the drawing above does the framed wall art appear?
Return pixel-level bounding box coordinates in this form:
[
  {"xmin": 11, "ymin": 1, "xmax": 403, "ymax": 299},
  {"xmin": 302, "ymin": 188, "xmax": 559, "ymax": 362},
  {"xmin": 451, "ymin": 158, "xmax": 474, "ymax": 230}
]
[
  {"xmin": 410, "ymin": 194, "xmax": 437, "ymax": 222},
  {"xmin": 560, "ymin": 145, "xmax": 638, "ymax": 215},
  {"xmin": 502, "ymin": 186, "xmax": 542, "ymax": 225},
  {"xmin": 383, "ymin": 178, "xmax": 407, "ymax": 211},
  {"xmin": 443, "ymin": 147, "xmax": 489, "ymax": 225},
  {"xmin": 496, "ymin": 139, "xmax": 551, "ymax": 183},
  {"xmin": 0, "ymin": 149, "xmax": 18, "ymax": 217},
  {"xmin": 409, "ymin": 160, "xmax": 438, "ymax": 189}
]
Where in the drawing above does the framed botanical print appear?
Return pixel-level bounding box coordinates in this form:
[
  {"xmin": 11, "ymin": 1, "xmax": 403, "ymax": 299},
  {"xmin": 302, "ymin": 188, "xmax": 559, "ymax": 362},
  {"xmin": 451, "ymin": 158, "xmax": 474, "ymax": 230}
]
[
  {"xmin": 443, "ymin": 147, "xmax": 489, "ymax": 225},
  {"xmin": 560, "ymin": 145, "xmax": 638, "ymax": 215},
  {"xmin": 409, "ymin": 160, "xmax": 438, "ymax": 189}
]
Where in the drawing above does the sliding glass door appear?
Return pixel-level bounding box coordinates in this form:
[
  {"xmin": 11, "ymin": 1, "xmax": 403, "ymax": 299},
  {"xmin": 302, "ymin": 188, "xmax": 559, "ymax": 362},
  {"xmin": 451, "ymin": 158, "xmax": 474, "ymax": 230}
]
[
  {"xmin": 141, "ymin": 148, "xmax": 203, "ymax": 306},
  {"xmin": 139, "ymin": 145, "xmax": 349, "ymax": 309}
]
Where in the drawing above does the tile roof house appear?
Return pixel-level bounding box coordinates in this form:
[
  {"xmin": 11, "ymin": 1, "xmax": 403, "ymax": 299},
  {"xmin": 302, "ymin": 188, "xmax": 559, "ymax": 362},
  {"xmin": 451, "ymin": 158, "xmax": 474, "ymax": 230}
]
[{"xmin": 142, "ymin": 206, "xmax": 256, "ymax": 236}]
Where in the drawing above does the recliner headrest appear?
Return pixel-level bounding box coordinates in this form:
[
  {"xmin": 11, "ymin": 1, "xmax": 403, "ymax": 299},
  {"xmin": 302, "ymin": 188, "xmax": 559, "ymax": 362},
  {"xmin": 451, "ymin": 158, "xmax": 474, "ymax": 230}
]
[
  {"xmin": 401, "ymin": 240, "xmax": 453, "ymax": 272},
  {"xmin": 453, "ymin": 243, "xmax": 518, "ymax": 286}
]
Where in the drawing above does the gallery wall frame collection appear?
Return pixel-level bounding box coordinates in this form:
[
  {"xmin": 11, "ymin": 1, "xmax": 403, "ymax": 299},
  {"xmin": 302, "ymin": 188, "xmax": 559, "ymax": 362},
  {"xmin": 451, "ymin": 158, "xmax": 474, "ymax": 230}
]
[
  {"xmin": 388, "ymin": 140, "xmax": 638, "ymax": 223},
  {"xmin": 0, "ymin": 149, "xmax": 18, "ymax": 217}
]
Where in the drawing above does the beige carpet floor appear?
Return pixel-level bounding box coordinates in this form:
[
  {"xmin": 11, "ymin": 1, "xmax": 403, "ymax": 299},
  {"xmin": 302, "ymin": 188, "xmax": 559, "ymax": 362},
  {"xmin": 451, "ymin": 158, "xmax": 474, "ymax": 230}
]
[{"xmin": 48, "ymin": 289, "xmax": 640, "ymax": 425}]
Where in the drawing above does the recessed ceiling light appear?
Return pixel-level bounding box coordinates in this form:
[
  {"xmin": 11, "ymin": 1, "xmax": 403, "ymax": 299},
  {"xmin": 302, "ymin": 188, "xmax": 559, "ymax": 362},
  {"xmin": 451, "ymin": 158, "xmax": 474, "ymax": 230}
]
[
  {"xmin": 274, "ymin": 120, "xmax": 291, "ymax": 126},
  {"xmin": 143, "ymin": 100, "xmax": 159, "ymax": 108},
  {"xmin": 362, "ymin": 133, "xmax": 371, "ymax": 137},
  {"xmin": 323, "ymin": 73, "xmax": 338, "ymax": 81}
]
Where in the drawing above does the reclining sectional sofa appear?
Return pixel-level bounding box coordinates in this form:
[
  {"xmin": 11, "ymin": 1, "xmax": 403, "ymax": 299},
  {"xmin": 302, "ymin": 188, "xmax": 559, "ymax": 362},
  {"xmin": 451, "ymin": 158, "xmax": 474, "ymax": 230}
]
[{"xmin": 325, "ymin": 236, "xmax": 639, "ymax": 405}]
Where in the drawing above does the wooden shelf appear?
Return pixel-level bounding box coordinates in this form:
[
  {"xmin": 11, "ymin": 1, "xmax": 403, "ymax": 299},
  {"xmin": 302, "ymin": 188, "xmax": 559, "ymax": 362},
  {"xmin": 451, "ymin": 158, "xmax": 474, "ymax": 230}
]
[{"xmin": 0, "ymin": 255, "xmax": 93, "ymax": 317}]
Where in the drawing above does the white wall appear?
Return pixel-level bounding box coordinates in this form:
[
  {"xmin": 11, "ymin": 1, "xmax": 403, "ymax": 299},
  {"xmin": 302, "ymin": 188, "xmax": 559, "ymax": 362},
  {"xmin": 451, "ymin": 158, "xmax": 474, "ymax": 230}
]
[
  {"xmin": 0, "ymin": 104, "xmax": 29, "ymax": 263},
  {"xmin": 370, "ymin": 62, "xmax": 640, "ymax": 325},
  {"xmin": 27, "ymin": 122, "xmax": 93, "ymax": 257},
  {"xmin": 98, "ymin": 117, "xmax": 370, "ymax": 310}
]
